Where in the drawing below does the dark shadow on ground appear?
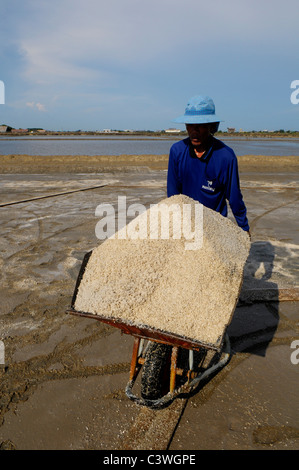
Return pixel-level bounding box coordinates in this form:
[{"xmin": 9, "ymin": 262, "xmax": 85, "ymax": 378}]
[{"xmin": 228, "ymin": 241, "xmax": 279, "ymax": 357}]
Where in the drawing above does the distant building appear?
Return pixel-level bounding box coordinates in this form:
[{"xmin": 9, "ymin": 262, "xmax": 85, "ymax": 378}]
[
  {"xmin": 165, "ymin": 128, "xmax": 181, "ymax": 134},
  {"xmin": 11, "ymin": 128, "xmax": 28, "ymax": 134},
  {"xmin": 0, "ymin": 125, "xmax": 12, "ymax": 133},
  {"xmin": 28, "ymin": 128, "xmax": 45, "ymax": 133},
  {"xmin": 227, "ymin": 127, "xmax": 236, "ymax": 133}
]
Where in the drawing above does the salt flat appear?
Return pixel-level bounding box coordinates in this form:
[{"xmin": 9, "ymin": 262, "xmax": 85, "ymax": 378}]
[{"xmin": 0, "ymin": 154, "xmax": 298, "ymax": 450}]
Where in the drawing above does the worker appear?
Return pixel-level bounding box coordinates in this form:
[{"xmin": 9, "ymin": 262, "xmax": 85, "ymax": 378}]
[{"xmin": 167, "ymin": 95, "xmax": 250, "ymax": 236}]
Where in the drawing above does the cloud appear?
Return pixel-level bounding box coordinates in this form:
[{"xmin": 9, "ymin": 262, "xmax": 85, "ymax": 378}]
[
  {"xmin": 12, "ymin": 0, "xmax": 299, "ymax": 88},
  {"xmin": 2, "ymin": 0, "xmax": 299, "ymax": 130},
  {"xmin": 26, "ymin": 101, "xmax": 46, "ymax": 111},
  {"xmin": 36, "ymin": 102, "xmax": 46, "ymax": 112}
]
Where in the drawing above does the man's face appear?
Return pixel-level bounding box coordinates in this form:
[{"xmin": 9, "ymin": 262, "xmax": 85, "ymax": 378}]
[{"xmin": 186, "ymin": 123, "xmax": 211, "ymax": 148}]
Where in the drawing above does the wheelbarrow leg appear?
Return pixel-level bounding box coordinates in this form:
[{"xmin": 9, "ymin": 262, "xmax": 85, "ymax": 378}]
[
  {"xmin": 129, "ymin": 337, "xmax": 141, "ymax": 381},
  {"xmin": 170, "ymin": 346, "xmax": 179, "ymax": 393}
]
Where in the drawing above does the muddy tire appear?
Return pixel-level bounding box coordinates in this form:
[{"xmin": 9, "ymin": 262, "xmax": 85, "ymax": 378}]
[{"xmin": 141, "ymin": 342, "xmax": 172, "ymax": 400}]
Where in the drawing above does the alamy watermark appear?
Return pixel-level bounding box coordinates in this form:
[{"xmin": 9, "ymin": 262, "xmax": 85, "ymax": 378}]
[
  {"xmin": 0, "ymin": 80, "xmax": 4, "ymax": 104},
  {"xmin": 290, "ymin": 340, "xmax": 299, "ymax": 365},
  {"xmin": 95, "ymin": 196, "xmax": 203, "ymax": 250},
  {"xmin": 290, "ymin": 80, "xmax": 299, "ymax": 105}
]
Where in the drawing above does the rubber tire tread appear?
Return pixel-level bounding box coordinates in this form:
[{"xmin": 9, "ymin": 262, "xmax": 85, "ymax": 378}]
[{"xmin": 141, "ymin": 342, "xmax": 172, "ymax": 400}]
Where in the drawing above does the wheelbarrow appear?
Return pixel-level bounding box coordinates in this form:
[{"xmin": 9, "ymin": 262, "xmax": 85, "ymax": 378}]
[{"xmin": 67, "ymin": 252, "xmax": 231, "ymax": 409}]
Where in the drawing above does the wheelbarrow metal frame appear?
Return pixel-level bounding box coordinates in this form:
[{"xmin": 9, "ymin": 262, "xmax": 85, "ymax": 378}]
[
  {"xmin": 67, "ymin": 308, "xmax": 231, "ymax": 408},
  {"xmin": 124, "ymin": 333, "xmax": 231, "ymax": 408}
]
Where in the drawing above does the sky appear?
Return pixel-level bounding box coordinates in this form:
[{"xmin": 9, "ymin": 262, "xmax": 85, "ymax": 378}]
[{"xmin": 0, "ymin": 0, "xmax": 299, "ymax": 132}]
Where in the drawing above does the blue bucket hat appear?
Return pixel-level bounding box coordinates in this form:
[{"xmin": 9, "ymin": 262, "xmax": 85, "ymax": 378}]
[{"xmin": 172, "ymin": 95, "xmax": 222, "ymax": 124}]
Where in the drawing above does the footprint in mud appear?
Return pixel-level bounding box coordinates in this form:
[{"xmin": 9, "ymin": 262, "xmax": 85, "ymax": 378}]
[{"xmin": 253, "ymin": 425, "xmax": 299, "ymax": 446}]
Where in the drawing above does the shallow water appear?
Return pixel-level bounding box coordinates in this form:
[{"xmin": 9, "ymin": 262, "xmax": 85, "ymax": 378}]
[{"xmin": 1, "ymin": 135, "xmax": 299, "ymax": 156}]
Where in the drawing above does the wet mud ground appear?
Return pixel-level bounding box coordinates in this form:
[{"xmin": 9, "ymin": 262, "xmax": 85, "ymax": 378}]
[{"xmin": 0, "ymin": 154, "xmax": 298, "ymax": 450}]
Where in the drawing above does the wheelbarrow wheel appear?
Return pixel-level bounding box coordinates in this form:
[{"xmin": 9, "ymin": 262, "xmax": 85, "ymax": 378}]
[{"xmin": 141, "ymin": 342, "xmax": 172, "ymax": 400}]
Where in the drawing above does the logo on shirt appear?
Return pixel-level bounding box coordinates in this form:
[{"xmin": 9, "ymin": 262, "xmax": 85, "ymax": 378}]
[{"xmin": 202, "ymin": 180, "xmax": 215, "ymax": 192}]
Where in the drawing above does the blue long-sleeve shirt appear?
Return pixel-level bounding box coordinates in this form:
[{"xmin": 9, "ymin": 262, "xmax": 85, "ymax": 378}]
[{"xmin": 167, "ymin": 137, "xmax": 250, "ymax": 231}]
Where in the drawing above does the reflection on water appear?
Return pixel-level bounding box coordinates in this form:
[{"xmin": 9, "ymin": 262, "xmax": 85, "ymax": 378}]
[
  {"xmin": 0, "ymin": 135, "xmax": 299, "ymax": 156},
  {"xmin": 0, "ymin": 136, "xmax": 176, "ymax": 156}
]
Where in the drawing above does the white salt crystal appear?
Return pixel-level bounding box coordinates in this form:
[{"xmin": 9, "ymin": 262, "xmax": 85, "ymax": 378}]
[{"xmin": 74, "ymin": 195, "xmax": 250, "ymax": 349}]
